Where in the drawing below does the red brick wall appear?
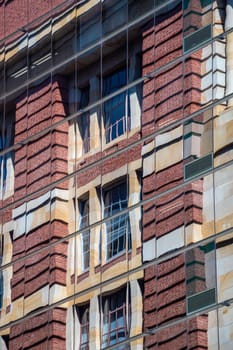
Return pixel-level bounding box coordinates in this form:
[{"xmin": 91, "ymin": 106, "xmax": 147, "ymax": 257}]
[
  {"xmin": 0, "ymin": 0, "xmax": 75, "ymax": 41},
  {"xmin": 14, "ymin": 76, "xmax": 69, "ymax": 199},
  {"xmin": 9, "ymin": 308, "xmax": 66, "ymax": 350},
  {"xmin": 141, "ymin": 2, "xmax": 208, "ymax": 348},
  {"xmin": 10, "ymin": 75, "xmax": 68, "ymax": 349}
]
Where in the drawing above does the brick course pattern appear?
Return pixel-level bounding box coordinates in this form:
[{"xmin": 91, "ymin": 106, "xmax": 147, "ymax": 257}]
[{"xmin": 141, "ymin": 3, "xmax": 208, "ymax": 348}]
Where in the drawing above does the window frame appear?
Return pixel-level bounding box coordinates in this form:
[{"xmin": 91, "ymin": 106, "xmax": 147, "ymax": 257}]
[
  {"xmin": 103, "ymin": 180, "xmax": 131, "ymax": 260},
  {"xmin": 103, "ymin": 66, "xmax": 130, "ymax": 143},
  {"xmin": 78, "ymin": 197, "xmax": 90, "ymax": 272},
  {"xmin": 78, "ymin": 85, "xmax": 90, "ymax": 155},
  {"xmin": 102, "ymin": 287, "xmax": 130, "ymax": 348},
  {"xmin": 76, "ymin": 303, "xmax": 90, "ymax": 350}
]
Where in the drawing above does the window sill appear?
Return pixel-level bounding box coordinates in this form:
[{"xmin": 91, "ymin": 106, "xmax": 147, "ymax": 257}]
[
  {"xmin": 95, "ymin": 250, "xmax": 132, "ymax": 274},
  {"xmin": 70, "ymin": 270, "xmax": 90, "ymax": 284}
]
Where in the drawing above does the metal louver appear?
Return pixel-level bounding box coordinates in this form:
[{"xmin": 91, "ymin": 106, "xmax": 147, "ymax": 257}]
[
  {"xmin": 185, "ymin": 153, "xmax": 213, "ymax": 180},
  {"xmin": 184, "ymin": 24, "xmax": 212, "ymax": 53}
]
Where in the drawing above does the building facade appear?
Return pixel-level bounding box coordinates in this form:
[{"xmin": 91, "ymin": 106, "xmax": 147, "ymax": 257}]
[{"xmin": 0, "ymin": 0, "xmax": 233, "ymax": 349}]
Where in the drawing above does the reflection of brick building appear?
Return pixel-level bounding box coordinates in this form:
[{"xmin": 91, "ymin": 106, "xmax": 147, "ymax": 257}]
[{"xmin": 0, "ymin": 0, "xmax": 233, "ymax": 349}]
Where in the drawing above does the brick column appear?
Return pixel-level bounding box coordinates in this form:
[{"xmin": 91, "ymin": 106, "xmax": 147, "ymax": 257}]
[{"xmin": 9, "ymin": 75, "xmax": 69, "ymax": 350}]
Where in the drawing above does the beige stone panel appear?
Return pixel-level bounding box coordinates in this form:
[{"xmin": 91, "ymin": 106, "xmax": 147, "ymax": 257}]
[
  {"xmin": 156, "ymin": 140, "xmax": 183, "ymax": 172},
  {"xmin": 26, "ymin": 188, "xmax": 69, "ymax": 212},
  {"xmin": 213, "ymin": 0, "xmax": 225, "ymax": 36},
  {"xmin": 75, "ymin": 275, "xmax": 102, "ymax": 302},
  {"xmin": 215, "ymin": 152, "xmax": 233, "ymax": 168},
  {"xmin": 202, "ymin": 174, "xmax": 214, "ymax": 237},
  {"xmin": 50, "ymin": 284, "xmax": 67, "ymax": 305},
  {"xmin": 129, "ymin": 207, "xmax": 142, "ymax": 254},
  {"xmin": 89, "ymin": 110, "xmax": 100, "ymax": 151},
  {"xmin": 90, "ymin": 226, "xmax": 101, "ymax": 274},
  {"xmin": 157, "ymin": 226, "xmax": 184, "ymax": 256},
  {"xmin": 215, "ymin": 202, "xmax": 233, "ymax": 232},
  {"xmin": 24, "ymin": 285, "xmax": 49, "ymax": 315},
  {"xmin": 214, "ymin": 108, "xmax": 233, "ymax": 151},
  {"xmin": 129, "ymin": 171, "xmax": 142, "ymax": 255},
  {"xmin": 202, "ymin": 3, "xmax": 212, "ymax": 27},
  {"xmin": 129, "ymin": 170, "xmax": 140, "ymax": 207},
  {"xmin": 90, "ymin": 296, "xmax": 101, "ymax": 350},
  {"xmin": 130, "ymin": 339, "xmax": 143, "ymax": 350},
  {"xmin": 1, "ymin": 155, "xmax": 14, "ymax": 200},
  {"xmin": 128, "ymin": 159, "xmax": 142, "ymax": 173},
  {"xmin": 101, "ymin": 256, "xmax": 128, "ymax": 282},
  {"xmin": 143, "ymin": 151, "xmax": 155, "ymax": 178},
  {"xmin": 185, "ymin": 224, "xmax": 202, "ymax": 245},
  {"xmin": 207, "ymin": 310, "xmax": 219, "ymax": 350},
  {"xmin": 68, "ymin": 121, "xmax": 77, "ymax": 173},
  {"xmin": 226, "ymin": 32, "xmax": 233, "ymax": 100},
  {"xmin": 218, "ymin": 305, "xmax": 233, "ymax": 349},
  {"xmin": 130, "ymin": 89, "xmax": 141, "ymax": 130},
  {"xmin": 68, "ymin": 195, "xmax": 76, "ymax": 235},
  {"xmin": 214, "ymin": 104, "xmax": 226, "ymax": 117},
  {"xmin": 0, "ymin": 328, "xmax": 10, "ymax": 337},
  {"xmin": 202, "ymin": 221, "xmax": 215, "ymax": 240},
  {"xmin": 215, "ymin": 165, "xmax": 233, "ymax": 232},
  {"xmin": 67, "ymin": 236, "xmax": 75, "ymax": 280},
  {"xmin": 76, "ymin": 175, "xmax": 101, "ymax": 198},
  {"xmin": 5, "ymin": 46, "xmax": 19, "ymax": 62},
  {"xmin": 142, "ymin": 140, "xmax": 155, "ymax": 177},
  {"xmin": 5, "ymin": 296, "xmax": 24, "ymax": 323},
  {"xmin": 89, "ymin": 187, "xmax": 101, "ymax": 225},
  {"xmin": 143, "ymin": 237, "xmax": 156, "ymax": 262},
  {"xmin": 201, "ymin": 45, "xmax": 213, "ymax": 105},
  {"xmin": 66, "ymin": 305, "xmax": 79, "ymax": 350},
  {"xmin": 27, "ymin": 205, "xmax": 51, "ymax": 231},
  {"xmin": 89, "ymin": 186, "xmax": 101, "ymax": 270},
  {"xmin": 52, "ymin": 7, "xmax": 76, "ymax": 35},
  {"xmin": 217, "ymin": 241, "xmax": 233, "ymax": 302},
  {"xmin": 101, "ymin": 223, "xmax": 107, "ymax": 264},
  {"xmin": 102, "ymin": 164, "xmax": 127, "ymax": 186},
  {"xmin": 13, "ymin": 189, "xmax": 69, "ymax": 238},
  {"xmin": 0, "ymin": 305, "xmax": 13, "ymax": 327},
  {"xmin": 2, "ymin": 266, "xmax": 12, "ymax": 308},
  {"xmin": 156, "ymin": 125, "xmax": 182, "ymax": 148},
  {"xmin": 52, "ymin": 199, "xmax": 69, "ymax": 223},
  {"xmin": 74, "ymin": 288, "xmax": 98, "ymax": 305},
  {"xmin": 128, "ymin": 254, "xmax": 142, "ymax": 272},
  {"xmin": 74, "ymin": 232, "xmax": 82, "ymax": 276},
  {"xmin": 128, "ymin": 270, "xmax": 143, "ymax": 282},
  {"xmin": 215, "ymin": 213, "xmax": 233, "ymax": 233},
  {"xmin": 130, "ymin": 280, "xmax": 143, "ymax": 339},
  {"xmin": 101, "ymin": 277, "xmax": 129, "ymax": 295},
  {"xmin": 2, "ymin": 230, "xmax": 13, "ymax": 265},
  {"xmin": 218, "ymin": 305, "xmax": 233, "ymax": 328},
  {"xmin": 219, "ymin": 271, "xmax": 233, "ymax": 301},
  {"xmin": 201, "ymin": 126, "xmax": 213, "ymax": 157}
]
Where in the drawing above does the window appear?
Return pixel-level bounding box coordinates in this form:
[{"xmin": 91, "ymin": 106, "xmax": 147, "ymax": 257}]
[
  {"xmin": 186, "ymin": 242, "xmax": 216, "ymax": 313},
  {"xmin": 79, "ymin": 198, "xmax": 90, "ymax": 271},
  {"xmin": 103, "ymin": 67, "xmax": 130, "ymax": 143},
  {"xmin": 76, "ymin": 304, "xmax": 89, "ymax": 350},
  {"xmin": 102, "ymin": 0, "xmax": 127, "ymax": 36},
  {"xmin": 102, "ymin": 288, "xmax": 130, "ymax": 348},
  {"xmin": 0, "ymin": 115, "xmax": 14, "ymax": 199},
  {"xmin": 79, "ymin": 86, "xmax": 90, "ymax": 154},
  {"xmin": 104, "ymin": 182, "xmax": 131, "ymax": 259}
]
